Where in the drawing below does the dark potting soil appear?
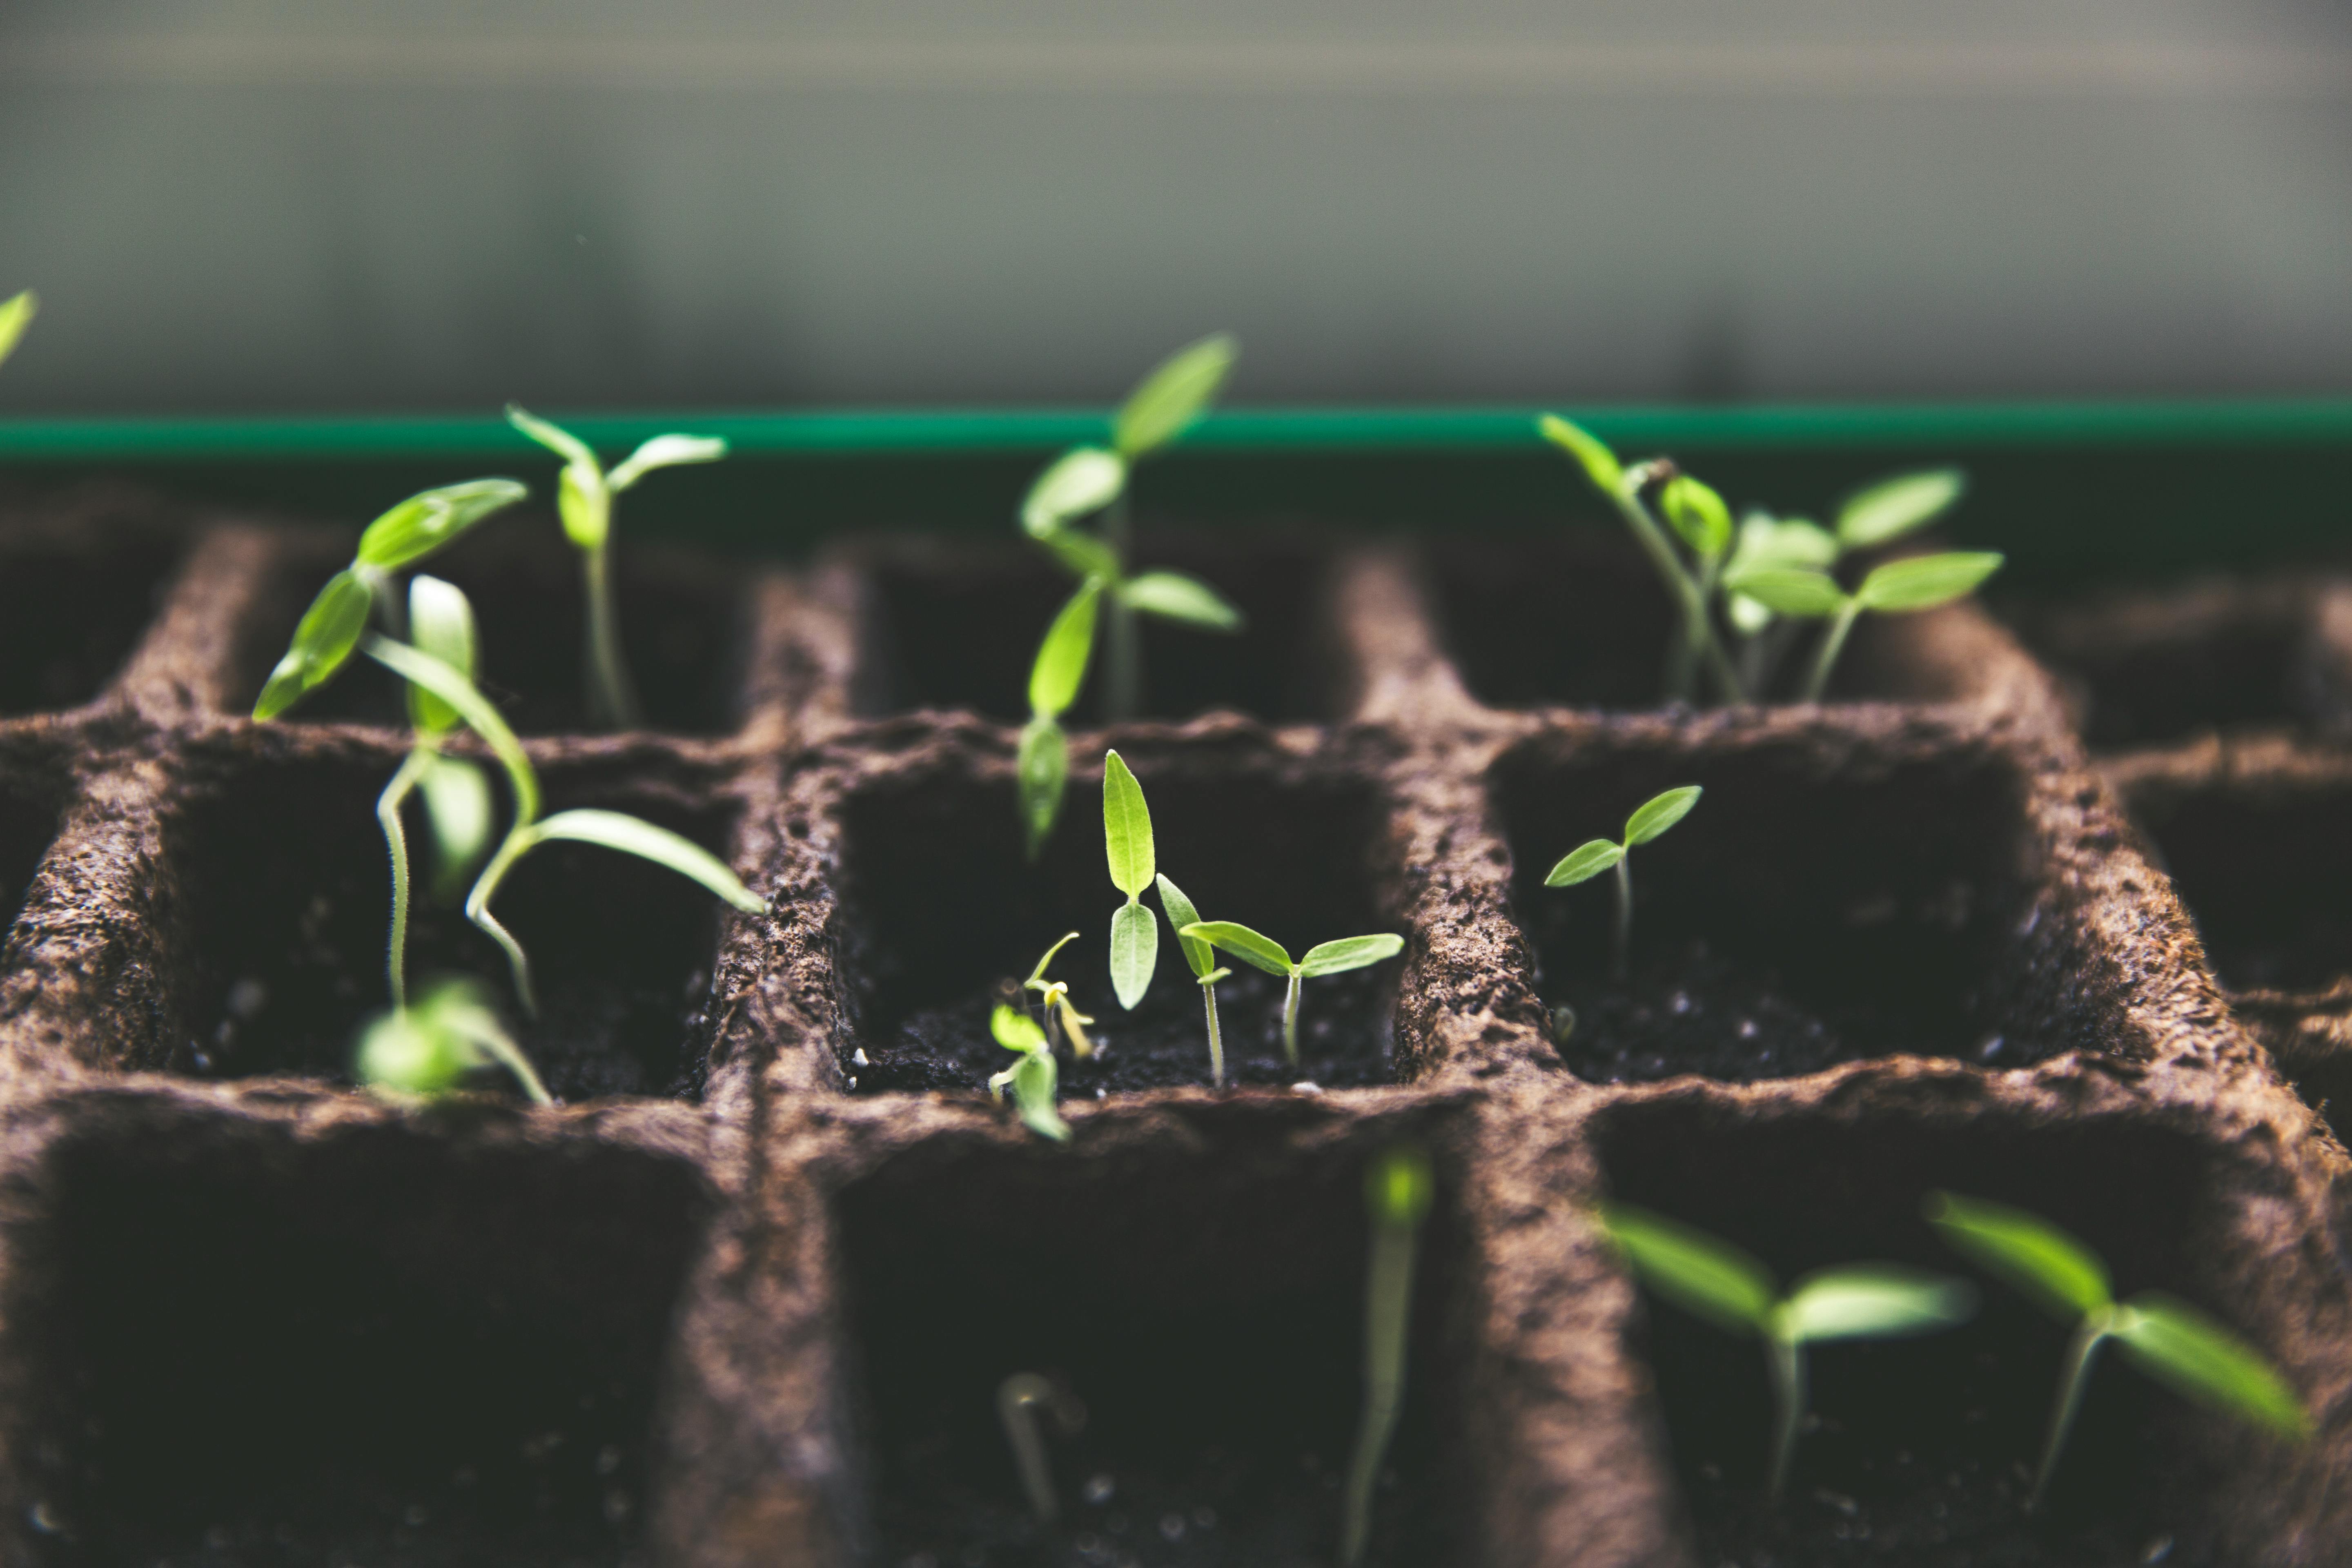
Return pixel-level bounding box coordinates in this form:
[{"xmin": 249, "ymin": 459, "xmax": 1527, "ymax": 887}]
[
  {"xmin": 0, "ymin": 539, "xmax": 182, "ymax": 715},
  {"xmin": 2126, "ymin": 787, "xmax": 2352, "ymax": 995}
]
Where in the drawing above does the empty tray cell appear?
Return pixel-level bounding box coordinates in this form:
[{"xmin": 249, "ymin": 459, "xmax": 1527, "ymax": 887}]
[
  {"xmin": 246, "ymin": 529, "xmax": 749, "ymax": 735},
  {"xmin": 0, "ymin": 757, "xmax": 63, "ymax": 944},
  {"xmin": 158, "ymin": 743, "xmax": 744, "ymax": 1099},
  {"xmin": 1492, "ymin": 726, "xmax": 2044, "ymax": 1082},
  {"xmin": 837, "ymin": 1107, "xmax": 1472, "ymax": 1566},
  {"xmin": 0, "ymin": 509, "xmax": 183, "ymax": 715},
  {"xmin": 1593, "ymin": 1094, "xmax": 2298, "ymax": 1564},
  {"xmin": 849, "ymin": 535, "xmax": 1334, "ymax": 723},
  {"xmin": 2, "ymin": 1099, "xmax": 708, "ymax": 1567},
  {"xmin": 831, "ymin": 744, "xmax": 1403, "ymax": 1094}
]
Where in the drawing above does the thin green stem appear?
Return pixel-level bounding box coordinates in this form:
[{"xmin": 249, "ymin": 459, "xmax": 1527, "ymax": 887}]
[
  {"xmin": 2031, "ymin": 1312, "xmax": 2112, "ymax": 1512},
  {"xmin": 583, "ymin": 540, "xmax": 641, "ymax": 730},
  {"xmin": 997, "ymin": 1374, "xmax": 1060, "ymax": 1526},
  {"xmin": 376, "ymin": 748, "xmax": 434, "ymax": 1009},
  {"xmin": 1608, "ymin": 482, "xmax": 1743, "ymax": 705},
  {"xmin": 1766, "ymin": 1328, "xmax": 1806, "ymax": 1500},
  {"xmin": 466, "ymin": 827, "xmax": 541, "ymax": 1018},
  {"xmin": 1202, "ymin": 978, "xmax": 1225, "ymax": 1088},
  {"xmin": 1341, "ymin": 1213, "xmax": 1420, "ymax": 1567},
  {"xmin": 1803, "ymin": 600, "xmax": 1864, "ymax": 704},
  {"xmin": 1612, "ymin": 855, "xmax": 1633, "ymax": 983},
  {"xmin": 1283, "ymin": 969, "xmax": 1303, "ymax": 1067}
]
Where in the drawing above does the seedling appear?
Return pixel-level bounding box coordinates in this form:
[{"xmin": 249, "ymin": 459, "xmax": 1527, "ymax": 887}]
[
  {"xmin": 507, "ymin": 405, "xmax": 728, "ymax": 730},
  {"xmin": 1022, "ymin": 931, "xmax": 1096, "ymax": 1059},
  {"xmin": 1018, "ymin": 578, "xmax": 1101, "ymax": 858},
  {"xmin": 0, "ymin": 290, "xmax": 34, "ymax": 370},
  {"xmin": 1178, "ymin": 922, "xmax": 1405, "ymax": 1069},
  {"xmin": 1924, "ymin": 1191, "xmax": 2307, "ymax": 1510},
  {"xmin": 997, "ymin": 1372, "xmax": 1085, "ymax": 1524},
  {"xmin": 1340, "ymin": 1143, "xmax": 1434, "ymax": 1568},
  {"xmin": 1597, "ymin": 1200, "xmax": 1977, "ymax": 1498},
  {"xmin": 989, "ymin": 1004, "xmax": 1071, "ymax": 1142},
  {"xmin": 1727, "ymin": 549, "xmax": 2005, "ymax": 703},
  {"xmin": 1154, "ymin": 874, "xmax": 1233, "ymax": 1086},
  {"xmin": 1545, "ymin": 785, "xmax": 1701, "ymax": 982},
  {"xmin": 355, "ymin": 975, "xmax": 551, "ymax": 1106},
  {"xmin": 1101, "ymin": 750, "xmax": 1160, "ymax": 1010}
]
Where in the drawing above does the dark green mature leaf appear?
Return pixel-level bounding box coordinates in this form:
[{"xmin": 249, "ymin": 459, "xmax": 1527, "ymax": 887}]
[
  {"xmin": 1662, "ymin": 476, "xmax": 1733, "ymax": 559},
  {"xmin": 1121, "ymin": 571, "xmax": 1243, "ymax": 631},
  {"xmin": 1545, "ymin": 839, "xmax": 1624, "ymax": 887},
  {"xmin": 608, "ymin": 433, "xmax": 727, "ymax": 491},
  {"xmin": 1156, "ymin": 874, "xmax": 1216, "ymax": 979},
  {"xmin": 1923, "ymin": 1192, "xmax": 2111, "ymax": 1321},
  {"xmin": 254, "ymin": 568, "xmax": 375, "ymax": 718},
  {"xmin": 527, "ymin": 808, "xmax": 765, "ymax": 913},
  {"xmin": 1109, "ymin": 900, "xmax": 1158, "ymax": 1010},
  {"xmin": 1779, "ymin": 1265, "xmax": 1977, "ymax": 1344},
  {"xmin": 0, "ymin": 290, "xmax": 34, "ymax": 368},
  {"xmin": 1838, "ymin": 469, "xmax": 1966, "ymax": 551},
  {"xmin": 1115, "ymin": 333, "xmax": 1237, "ymax": 458},
  {"xmin": 1030, "ymin": 579, "xmax": 1104, "ymax": 717},
  {"xmin": 1102, "ymin": 750, "xmax": 1155, "ymax": 898},
  {"xmin": 1724, "ymin": 567, "xmax": 1847, "ymax": 619},
  {"xmin": 1298, "ymin": 933, "xmax": 1405, "ymax": 977},
  {"xmin": 1596, "ymin": 1202, "xmax": 1775, "ymax": 1336},
  {"xmin": 356, "ymin": 479, "xmax": 530, "ymax": 570},
  {"xmin": 405, "ymin": 575, "xmax": 477, "ymax": 736},
  {"xmin": 1624, "ymin": 785, "xmax": 1702, "ymax": 845},
  {"xmin": 1367, "ymin": 1144, "xmax": 1434, "ymax": 1229},
  {"xmin": 1018, "ymin": 714, "xmax": 1069, "ymax": 859},
  {"xmin": 992, "ymin": 1002, "xmax": 1049, "ymax": 1054},
  {"xmin": 1181, "ymin": 920, "xmax": 1293, "ymax": 977},
  {"xmin": 2113, "ymin": 1295, "xmax": 2309, "ymax": 1439},
  {"xmin": 1855, "ymin": 552, "xmax": 2004, "ymax": 613},
  {"xmin": 1022, "ymin": 447, "xmax": 1126, "ymax": 538},
  {"xmin": 1538, "ymin": 413, "xmax": 1624, "ymax": 493}
]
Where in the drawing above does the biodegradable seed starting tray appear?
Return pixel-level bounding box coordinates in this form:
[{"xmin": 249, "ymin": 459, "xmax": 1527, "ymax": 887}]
[{"xmin": 0, "ymin": 479, "xmax": 2346, "ymax": 1568}]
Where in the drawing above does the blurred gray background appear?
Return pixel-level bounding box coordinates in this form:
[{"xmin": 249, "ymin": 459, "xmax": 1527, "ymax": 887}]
[{"xmin": 3, "ymin": 0, "xmax": 2351, "ymax": 413}]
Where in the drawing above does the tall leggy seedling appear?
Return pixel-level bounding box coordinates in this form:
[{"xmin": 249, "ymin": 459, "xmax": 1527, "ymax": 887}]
[
  {"xmin": 1340, "ymin": 1143, "xmax": 1433, "ymax": 1568},
  {"xmin": 1598, "ymin": 1201, "xmax": 1976, "ymax": 1498},
  {"xmin": 507, "ymin": 405, "xmax": 728, "ymax": 730},
  {"xmin": 1925, "ymin": 1192, "xmax": 2307, "ymax": 1510},
  {"xmin": 1153, "ymin": 874, "xmax": 1233, "ymax": 1086},
  {"xmin": 1545, "ymin": 786, "xmax": 1701, "ymax": 982},
  {"xmin": 1178, "ymin": 922, "xmax": 1404, "ymax": 1069}
]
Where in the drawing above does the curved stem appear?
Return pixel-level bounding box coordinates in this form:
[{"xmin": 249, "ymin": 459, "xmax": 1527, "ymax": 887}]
[
  {"xmin": 376, "ymin": 748, "xmax": 434, "ymax": 1009},
  {"xmin": 1341, "ymin": 1214, "xmax": 1421, "ymax": 1567},
  {"xmin": 998, "ymin": 1374, "xmax": 1060, "ymax": 1526},
  {"xmin": 1803, "ymin": 600, "xmax": 1864, "ymax": 704},
  {"xmin": 1612, "ymin": 855, "xmax": 1634, "ymax": 983},
  {"xmin": 1283, "ymin": 969, "xmax": 1303, "ymax": 1067},
  {"xmin": 466, "ymin": 827, "xmax": 541, "ymax": 1018},
  {"xmin": 1766, "ymin": 1328, "xmax": 1806, "ymax": 1500},
  {"xmin": 584, "ymin": 540, "xmax": 641, "ymax": 729},
  {"xmin": 1609, "ymin": 483, "xmax": 1743, "ymax": 705},
  {"xmin": 2031, "ymin": 1313, "xmax": 2111, "ymax": 1513},
  {"xmin": 1202, "ymin": 978, "xmax": 1225, "ymax": 1087}
]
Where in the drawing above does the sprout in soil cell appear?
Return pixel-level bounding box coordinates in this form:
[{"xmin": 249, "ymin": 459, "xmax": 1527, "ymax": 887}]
[
  {"xmin": 1022, "ymin": 931, "xmax": 1096, "ymax": 1060},
  {"xmin": 1178, "ymin": 921, "xmax": 1405, "ymax": 1069},
  {"xmin": 1545, "ymin": 785, "xmax": 1701, "ymax": 982},
  {"xmin": 998, "ymin": 1372, "xmax": 1085, "ymax": 1524},
  {"xmin": 1018, "ymin": 578, "xmax": 1102, "ymax": 859},
  {"xmin": 1726, "ymin": 547, "xmax": 2004, "ymax": 704},
  {"xmin": 0, "ymin": 289, "xmax": 35, "ymax": 370},
  {"xmin": 1101, "ymin": 750, "xmax": 1162, "ymax": 1011},
  {"xmin": 507, "ymin": 405, "xmax": 728, "ymax": 731},
  {"xmin": 356, "ymin": 975, "xmax": 551, "ymax": 1106},
  {"xmin": 989, "ymin": 1004, "xmax": 1071, "ymax": 1143},
  {"xmin": 1924, "ymin": 1191, "xmax": 2308, "ymax": 1510},
  {"xmin": 1597, "ymin": 1200, "xmax": 1977, "ymax": 1499},
  {"xmin": 1341, "ymin": 1143, "xmax": 1434, "ymax": 1568},
  {"xmin": 1154, "ymin": 873, "xmax": 1234, "ymax": 1087}
]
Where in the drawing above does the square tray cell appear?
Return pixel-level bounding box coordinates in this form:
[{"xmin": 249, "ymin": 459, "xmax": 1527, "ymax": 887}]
[
  {"xmin": 846, "ymin": 536, "xmax": 1336, "ymax": 724},
  {"xmin": 0, "ymin": 507, "xmax": 183, "ymax": 715},
  {"xmin": 1594, "ymin": 1094, "xmax": 2288, "ymax": 1565},
  {"xmin": 836, "ymin": 1108, "xmax": 1471, "ymax": 1567},
  {"xmin": 0, "ymin": 758, "xmax": 64, "ymax": 947},
  {"xmin": 1492, "ymin": 726, "xmax": 2046, "ymax": 1083},
  {"xmin": 156, "ymin": 745, "xmax": 744, "ymax": 1099},
  {"xmin": 1, "ymin": 1099, "xmax": 708, "ymax": 1568},
  {"xmin": 829, "ymin": 746, "xmax": 1403, "ymax": 1095},
  {"xmin": 244, "ymin": 528, "xmax": 751, "ymax": 736}
]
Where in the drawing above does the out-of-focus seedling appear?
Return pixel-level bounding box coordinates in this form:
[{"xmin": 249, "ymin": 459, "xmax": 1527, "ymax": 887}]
[
  {"xmin": 998, "ymin": 1372, "xmax": 1085, "ymax": 1525},
  {"xmin": 1101, "ymin": 750, "xmax": 1161, "ymax": 1010},
  {"xmin": 1341, "ymin": 1143, "xmax": 1434, "ymax": 1568},
  {"xmin": 355, "ymin": 975, "xmax": 551, "ymax": 1106},
  {"xmin": 1925, "ymin": 1191, "xmax": 2307, "ymax": 1511},
  {"xmin": 1022, "ymin": 931, "xmax": 1096, "ymax": 1060},
  {"xmin": 1018, "ymin": 577, "xmax": 1102, "ymax": 858},
  {"xmin": 1154, "ymin": 874, "xmax": 1234, "ymax": 1086},
  {"xmin": 989, "ymin": 1004, "xmax": 1071, "ymax": 1143},
  {"xmin": 507, "ymin": 405, "xmax": 728, "ymax": 730},
  {"xmin": 1178, "ymin": 921, "xmax": 1404, "ymax": 1068},
  {"xmin": 1597, "ymin": 1200, "xmax": 1977, "ymax": 1499},
  {"xmin": 1727, "ymin": 549, "xmax": 2004, "ymax": 703},
  {"xmin": 1545, "ymin": 785, "xmax": 1701, "ymax": 982},
  {"xmin": 0, "ymin": 289, "xmax": 35, "ymax": 370}
]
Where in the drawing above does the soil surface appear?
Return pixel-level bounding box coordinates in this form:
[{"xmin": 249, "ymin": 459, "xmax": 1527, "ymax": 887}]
[{"xmin": 0, "ymin": 541, "xmax": 181, "ymax": 714}]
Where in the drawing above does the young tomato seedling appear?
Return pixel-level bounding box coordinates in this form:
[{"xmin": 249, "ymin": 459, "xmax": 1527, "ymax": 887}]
[
  {"xmin": 1101, "ymin": 750, "xmax": 1161, "ymax": 1011},
  {"xmin": 1546, "ymin": 785, "xmax": 1701, "ymax": 982},
  {"xmin": 1341, "ymin": 1143, "xmax": 1434, "ymax": 1568},
  {"xmin": 356, "ymin": 975, "xmax": 551, "ymax": 1106},
  {"xmin": 1154, "ymin": 874, "xmax": 1234, "ymax": 1086},
  {"xmin": 1925, "ymin": 1191, "xmax": 2307, "ymax": 1510},
  {"xmin": 997, "ymin": 1372, "xmax": 1085, "ymax": 1524},
  {"xmin": 1178, "ymin": 922, "xmax": 1405, "ymax": 1069},
  {"xmin": 0, "ymin": 289, "xmax": 35, "ymax": 370},
  {"xmin": 989, "ymin": 1004, "xmax": 1071, "ymax": 1143},
  {"xmin": 1727, "ymin": 548, "xmax": 2003, "ymax": 703},
  {"xmin": 507, "ymin": 405, "xmax": 728, "ymax": 730},
  {"xmin": 1598, "ymin": 1201, "xmax": 1976, "ymax": 1499},
  {"xmin": 1022, "ymin": 931, "xmax": 1096, "ymax": 1060},
  {"xmin": 1018, "ymin": 578, "xmax": 1102, "ymax": 859}
]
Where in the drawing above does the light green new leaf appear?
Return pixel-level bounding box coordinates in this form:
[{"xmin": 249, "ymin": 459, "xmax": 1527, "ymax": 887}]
[
  {"xmin": 1101, "ymin": 750, "xmax": 1155, "ymax": 898},
  {"xmin": 1109, "ymin": 900, "xmax": 1159, "ymax": 1010},
  {"xmin": 1011, "ymin": 1049, "xmax": 1071, "ymax": 1141},
  {"xmin": 1724, "ymin": 567, "xmax": 1847, "ymax": 619},
  {"xmin": 1545, "ymin": 839, "xmax": 1624, "ymax": 887},
  {"xmin": 505, "ymin": 403, "xmax": 599, "ymax": 470},
  {"xmin": 1597, "ymin": 1203, "xmax": 1775, "ymax": 1336},
  {"xmin": 1022, "ymin": 447, "xmax": 1127, "ymax": 538},
  {"xmin": 1662, "ymin": 476, "xmax": 1733, "ymax": 559},
  {"xmin": 362, "ymin": 635, "xmax": 540, "ymax": 822},
  {"xmin": 1838, "ymin": 469, "xmax": 1966, "ymax": 551},
  {"xmin": 1120, "ymin": 571, "xmax": 1243, "ymax": 632},
  {"xmin": 527, "ymin": 808, "xmax": 764, "ymax": 913},
  {"xmin": 991, "ymin": 1002, "xmax": 1049, "ymax": 1054},
  {"xmin": 1036, "ymin": 525, "xmax": 1122, "ymax": 583},
  {"xmin": 0, "ymin": 290, "xmax": 34, "ymax": 368},
  {"xmin": 1780, "ymin": 1265, "xmax": 1977, "ymax": 1344},
  {"xmin": 1923, "ymin": 1192, "xmax": 2111, "ymax": 1321},
  {"xmin": 1156, "ymin": 874, "xmax": 1215, "ymax": 979},
  {"xmin": 1368, "ymin": 1144, "xmax": 1435, "ymax": 1229},
  {"xmin": 2112, "ymin": 1296, "xmax": 2308, "ymax": 1439},
  {"xmin": 1729, "ymin": 514, "xmax": 1839, "ymax": 577},
  {"xmin": 419, "ymin": 754, "xmax": 494, "ymax": 883},
  {"xmin": 1624, "ymin": 785, "xmax": 1702, "ymax": 845},
  {"xmin": 406, "ymin": 575, "xmax": 477, "ymax": 736},
  {"xmin": 555, "ymin": 461, "xmax": 610, "ymax": 550},
  {"xmin": 357, "ymin": 479, "xmax": 531, "ymax": 570},
  {"xmin": 1018, "ymin": 714, "xmax": 1069, "ymax": 859},
  {"xmin": 1298, "ymin": 933, "xmax": 1405, "ymax": 977},
  {"xmin": 609, "ymin": 433, "xmax": 727, "ymax": 492},
  {"xmin": 1030, "ymin": 579, "xmax": 1104, "ymax": 717},
  {"xmin": 1026, "ymin": 931, "xmax": 1082, "ymax": 989},
  {"xmin": 356, "ymin": 1003, "xmax": 470, "ymax": 1098},
  {"xmin": 1115, "ymin": 333, "xmax": 1236, "ymax": 458},
  {"xmin": 1181, "ymin": 920, "xmax": 1294, "ymax": 977},
  {"xmin": 1537, "ymin": 413, "xmax": 1624, "ymax": 493},
  {"xmin": 1855, "ymin": 552, "xmax": 2004, "ymax": 614},
  {"xmin": 255, "ymin": 568, "xmax": 376, "ymax": 719}
]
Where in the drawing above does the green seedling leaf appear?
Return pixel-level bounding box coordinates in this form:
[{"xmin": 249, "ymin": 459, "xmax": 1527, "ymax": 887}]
[
  {"xmin": 1011, "ymin": 1049, "xmax": 1070, "ymax": 1140},
  {"xmin": 1181, "ymin": 920, "xmax": 1294, "ymax": 978},
  {"xmin": 1298, "ymin": 933, "xmax": 1405, "ymax": 977},
  {"xmin": 1156, "ymin": 874, "xmax": 1215, "ymax": 979},
  {"xmin": 1026, "ymin": 931, "xmax": 1082, "ymax": 990},
  {"xmin": 255, "ymin": 568, "xmax": 374, "ymax": 719},
  {"xmin": 1030, "ymin": 580, "xmax": 1104, "ymax": 717},
  {"xmin": 1662, "ymin": 475, "xmax": 1733, "ymax": 559},
  {"xmin": 1120, "ymin": 571, "xmax": 1243, "ymax": 632},
  {"xmin": 1729, "ymin": 513, "xmax": 1839, "ymax": 576},
  {"xmin": 1101, "ymin": 750, "xmax": 1155, "ymax": 898},
  {"xmin": 1724, "ymin": 567, "xmax": 1847, "ymax": 619},
  {"xmin": 1114, "ymin": 333, "xmax": 1237, "ymax": 458},
  {"xmin": 405, "ymin": 575, "xmax": 477, "ymax": 737},
  {"xmin": 1022, "ymin": 447, "xmax": 1127, "ymax": 538},
  {"xmin": 1368, "ymin": 1143, "xmax": 1435, "ymax": 1229},
  {"xmin": 1018, "ymin": 714, "xmax": 1069, "ymax": 860},
  {"xmin": 1855, "ymin": 551, "xmax": 2004, "ymax": 614},
  {"xmin": 1596, "ymin": 1202, "xmax": 1775, "ymax": 1336},
  {"xmin": 992, "ymin": 1002, "xmax": 1049, "ymax": 1054},
  {"xmin": 1624, "ymin": 785, "xmax": 1702, "ymax": 846},
  {"xmin": 418, "ymin": 755, "xmax": 494, "ymax": 890},
  {"xmin": 506, "ymin": 403, "xmax": 599, "ymax": 470},
  {"xmin": 1779, "ymin": 1266, "xmax": 1978, "ymax": 1343},
  {"xmin": 1728, "ymin": 593, "xmax": 1774, "ymax": 635},
  {"xmin": 1923, "ymin": 1192, "xmax": 2111, "ymax": 1321},
  {"xmin": 2111, "ymin": 1296, "xmax": 2309, "ymax": 1439},
  {"xmin": 1544, "ymin": 839, "xmax": 1624, "ymax": 887},
  {"xmin": 608, "ymin": 433, "xmax": 727, "ymax": 491},
  {"xmin": 1036, "ymin": 526, "xmax": 1121, "ymax": 583},
  {"xmin": 356, "ymin": 478, "xmax": 530, "ymax": 570},
  {"xmin": 0, "ymin": 290, "xmax": 34, "ymax": 368},
  {"xmin": 527, "ymin": 808, "xmax": 764, "ymax": 913},
  {"xmin": 358, "ymin": 977, "xmax": 550, "ymax": 1105},
  {"xmin": 1537, "ymin": 413, "xmax": 1624, "ymax": 493},
  {"xmin": 363, "ymin": 635, "xmax": 539, "ymax": 820},
  {"xmin": 1110, "ymin": 901, "xmax": 1159, "ymax": 1010},
  {"xmin": 1838, "ymin": 468, "xmax": 1966, "ymax": 551},
  {"xmin": 555, "ymin": 462, "xmax": 610, "ymax": 551}
]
